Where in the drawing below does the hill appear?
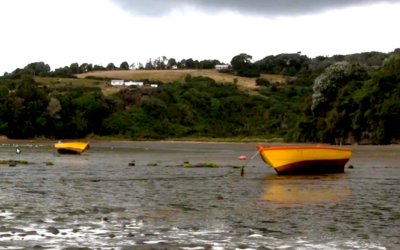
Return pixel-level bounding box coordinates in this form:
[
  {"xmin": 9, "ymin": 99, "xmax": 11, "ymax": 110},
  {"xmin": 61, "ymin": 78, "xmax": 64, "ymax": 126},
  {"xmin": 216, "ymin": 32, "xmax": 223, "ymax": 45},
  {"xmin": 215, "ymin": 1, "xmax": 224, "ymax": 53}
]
[
  {"xmin": 1, "ymin": 49, "xmax": 400, "ymax": 144},
  {"xmin": 76, "ymin": 69, "xmax": 295, "ymax": 94},
  {"xmin": 30, "ymin": 70, "xmax": 295, "ymax": 97}
]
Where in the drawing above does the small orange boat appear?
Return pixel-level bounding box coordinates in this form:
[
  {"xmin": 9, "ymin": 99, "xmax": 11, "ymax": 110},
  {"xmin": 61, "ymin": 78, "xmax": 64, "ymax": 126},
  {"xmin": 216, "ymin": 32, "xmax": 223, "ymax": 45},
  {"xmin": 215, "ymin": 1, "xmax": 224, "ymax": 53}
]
[{"xmin": 257, "ymin": 145, "xmax": 352, "ymax": 175}]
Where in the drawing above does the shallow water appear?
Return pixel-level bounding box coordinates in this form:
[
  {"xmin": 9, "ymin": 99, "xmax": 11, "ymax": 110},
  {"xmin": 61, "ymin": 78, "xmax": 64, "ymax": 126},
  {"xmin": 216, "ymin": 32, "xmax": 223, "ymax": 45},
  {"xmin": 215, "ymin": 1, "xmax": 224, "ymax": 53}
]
[{"xmin": 0, "ymin": 142, "xmax": 399, "ymax": 249}]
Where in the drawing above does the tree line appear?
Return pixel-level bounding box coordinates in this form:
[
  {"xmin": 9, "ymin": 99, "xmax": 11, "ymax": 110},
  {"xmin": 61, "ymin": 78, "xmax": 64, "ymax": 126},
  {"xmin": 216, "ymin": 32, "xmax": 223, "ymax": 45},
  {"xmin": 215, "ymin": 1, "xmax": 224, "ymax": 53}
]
[
  {"xmin": 3, "ymin": 57, "xmax": 229, "ymax": 80},
  {"xmin": 5, "ymin": 49, "xmax": 398, "ymax": 81}
]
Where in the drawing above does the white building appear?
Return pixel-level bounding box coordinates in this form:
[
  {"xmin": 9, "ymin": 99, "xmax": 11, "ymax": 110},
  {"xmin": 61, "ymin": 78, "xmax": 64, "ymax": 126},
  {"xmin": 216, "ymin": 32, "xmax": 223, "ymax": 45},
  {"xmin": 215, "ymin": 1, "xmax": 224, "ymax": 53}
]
[
  {"xmin": 150, "ymin": 84, "xmax": 158, "ymax": 88},
  {"xmin": 172, "ymin": 65, "xmax": 178, "ymax": 70},
  {"xmin": 215, "ymin": 64, "xmax": 229, "ymax": 70},
  {"xmin": 125, "ymin": 81, "xmax": 144, "ymax": 86},
  {"xmin": 111, "ymin": 79, "xmax": 124, "ymax": 85}
]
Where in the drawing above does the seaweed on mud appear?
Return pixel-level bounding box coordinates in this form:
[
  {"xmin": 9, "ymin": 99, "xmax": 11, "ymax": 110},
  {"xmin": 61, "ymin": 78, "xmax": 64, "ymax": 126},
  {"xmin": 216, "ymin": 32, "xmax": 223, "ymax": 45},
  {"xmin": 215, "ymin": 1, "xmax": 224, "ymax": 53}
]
[
  {"xmin": 168, "ymin": 162, "xmax": 242, "ymax": 169},
  {"xmin": 201, "ymin": 162, "xmax": 218, "ymax": 168},
  {"xmin": 0, "ymin": 160, "xmax": 32, "ymax": 166},
  {"xmin": 63, "ymin": 248, "xmax": 94, "ymax": 250},
  {"xmin": 128, "ymin": 160, "xmax": 243, "ymax": 169},
  {"xmin": 171, "ymin": 162, "xmax": 219, "ymax": 168}
]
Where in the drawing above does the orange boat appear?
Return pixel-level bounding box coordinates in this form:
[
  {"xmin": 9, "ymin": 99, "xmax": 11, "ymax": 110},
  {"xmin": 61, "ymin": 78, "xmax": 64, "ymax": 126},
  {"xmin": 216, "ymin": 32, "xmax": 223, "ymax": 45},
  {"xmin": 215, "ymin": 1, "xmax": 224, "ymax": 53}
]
[
  {"xmin": 54, "ymin": 141, "xmax": 90, "ymax": 154},
  {"xmin": 257, "ymin": 145, "xmax": 352, "ymax": 175}
]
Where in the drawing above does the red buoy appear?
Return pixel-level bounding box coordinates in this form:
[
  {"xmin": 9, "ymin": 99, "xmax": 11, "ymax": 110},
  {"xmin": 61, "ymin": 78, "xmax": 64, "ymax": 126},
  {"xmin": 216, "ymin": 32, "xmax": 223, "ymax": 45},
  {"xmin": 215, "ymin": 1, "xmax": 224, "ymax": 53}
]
[{"xmin": 239, "ymin": 155, "xmax": 247, "ymax": 160}]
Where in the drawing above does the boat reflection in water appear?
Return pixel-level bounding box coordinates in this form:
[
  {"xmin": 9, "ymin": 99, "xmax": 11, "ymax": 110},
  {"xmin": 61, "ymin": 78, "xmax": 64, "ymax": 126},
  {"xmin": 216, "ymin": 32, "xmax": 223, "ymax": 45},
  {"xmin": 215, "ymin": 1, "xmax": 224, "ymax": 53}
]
[
  {"xmin": 262, "ymin": 175, "xmax": 350, "ymax": 206},
  {"xmin": 53, "ymin": 155, "xmax": 89, "ymax": 165}
]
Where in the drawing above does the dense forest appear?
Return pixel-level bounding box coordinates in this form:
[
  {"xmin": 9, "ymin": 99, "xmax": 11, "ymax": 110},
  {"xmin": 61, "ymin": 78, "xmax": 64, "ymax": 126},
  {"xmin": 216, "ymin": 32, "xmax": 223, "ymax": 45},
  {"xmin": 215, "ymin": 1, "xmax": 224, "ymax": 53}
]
[{"xmin": 0, "ymin": 49, "xmax": 399, "ymax": 144}]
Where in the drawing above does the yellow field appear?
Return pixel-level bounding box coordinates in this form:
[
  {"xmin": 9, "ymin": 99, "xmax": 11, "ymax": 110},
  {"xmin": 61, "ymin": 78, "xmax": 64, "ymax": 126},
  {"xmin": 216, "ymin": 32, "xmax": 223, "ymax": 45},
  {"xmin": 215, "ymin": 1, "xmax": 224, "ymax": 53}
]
[{"xmin": 76, "ymin": 69, "xmax": 295, "ymax": 90}]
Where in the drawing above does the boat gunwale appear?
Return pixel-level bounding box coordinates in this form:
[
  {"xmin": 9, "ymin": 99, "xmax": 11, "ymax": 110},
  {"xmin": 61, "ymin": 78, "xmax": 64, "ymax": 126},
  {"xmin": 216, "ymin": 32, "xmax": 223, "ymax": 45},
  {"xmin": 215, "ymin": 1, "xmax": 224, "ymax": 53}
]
[
  {"xmin": 54, "ymin": 142, "xmax": 89, "ymax": 148},
  {"xmin": 256, "ymin": 145, "xmax": 352, "ymax": 152}
]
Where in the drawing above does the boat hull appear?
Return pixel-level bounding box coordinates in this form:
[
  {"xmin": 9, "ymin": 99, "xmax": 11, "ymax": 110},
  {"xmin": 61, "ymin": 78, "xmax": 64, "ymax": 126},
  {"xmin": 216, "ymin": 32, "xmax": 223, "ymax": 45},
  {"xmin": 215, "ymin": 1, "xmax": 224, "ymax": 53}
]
[
  {"xmin": 257, "ymin": 145, "xmax": 352, "ymax": 175},
  {"xmin": 54, "ymin": 142, "xmax": 90, "ymax": 154}
]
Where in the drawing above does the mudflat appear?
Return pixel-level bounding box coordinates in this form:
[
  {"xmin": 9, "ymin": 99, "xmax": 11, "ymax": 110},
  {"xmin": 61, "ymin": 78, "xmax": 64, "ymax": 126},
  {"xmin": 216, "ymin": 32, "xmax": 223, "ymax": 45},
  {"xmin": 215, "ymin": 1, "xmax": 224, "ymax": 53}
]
[{"xmin": 0, "ymin": 142, "xmax": 398, "ymax": 249}]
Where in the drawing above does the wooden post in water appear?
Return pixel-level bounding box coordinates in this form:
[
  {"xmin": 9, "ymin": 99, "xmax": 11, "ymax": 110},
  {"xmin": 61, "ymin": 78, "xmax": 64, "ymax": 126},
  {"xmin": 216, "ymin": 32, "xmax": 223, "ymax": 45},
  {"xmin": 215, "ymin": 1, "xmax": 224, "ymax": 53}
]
[{"xmin": 240, "ymin": 149, "xmax": 261, "ymax": 177}]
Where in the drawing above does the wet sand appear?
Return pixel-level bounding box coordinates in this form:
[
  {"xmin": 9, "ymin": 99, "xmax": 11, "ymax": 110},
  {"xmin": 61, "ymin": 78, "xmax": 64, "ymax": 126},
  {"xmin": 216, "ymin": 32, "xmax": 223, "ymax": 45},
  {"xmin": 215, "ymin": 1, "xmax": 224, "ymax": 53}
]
[{"xmin": 0, "ymin": 142, "xmax": 398, "ymax": 249}]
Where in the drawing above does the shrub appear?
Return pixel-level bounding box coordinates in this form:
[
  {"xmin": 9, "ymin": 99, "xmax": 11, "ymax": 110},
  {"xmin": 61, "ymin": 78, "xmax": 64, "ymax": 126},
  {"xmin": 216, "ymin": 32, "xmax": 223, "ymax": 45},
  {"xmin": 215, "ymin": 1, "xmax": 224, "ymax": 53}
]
[
  {"xmin": 255, "ymin": 78, "xmax": 270, "ymax": 86},
  {"xmin": 185, "ymin": 74, "xmax": 192, "ymax": 82},
  {"xmin": 219, "ymin": 69, "xmax": 234, "ymax": 74}
]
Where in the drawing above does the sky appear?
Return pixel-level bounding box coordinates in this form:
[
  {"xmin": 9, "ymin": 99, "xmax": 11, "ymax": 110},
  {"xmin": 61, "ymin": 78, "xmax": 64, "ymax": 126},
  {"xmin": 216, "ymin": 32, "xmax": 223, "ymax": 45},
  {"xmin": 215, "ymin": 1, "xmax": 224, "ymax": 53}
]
[{"xmin": 0, "ymin": 0, "xmax": 399, "ymax": 73}]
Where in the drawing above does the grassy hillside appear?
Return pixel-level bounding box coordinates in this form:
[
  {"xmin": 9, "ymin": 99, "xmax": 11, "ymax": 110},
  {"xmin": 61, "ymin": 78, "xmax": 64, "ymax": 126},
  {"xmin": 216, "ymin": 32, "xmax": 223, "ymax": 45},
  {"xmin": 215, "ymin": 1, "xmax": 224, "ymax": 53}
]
[
  {"xmin": 33, "ymin": 76, "xmax": 125, "ymax": 96},
  {"xmin": 33, "ymin": 70, "xmax": 294, "ymax": 96},
  {"xmin": 76, "ymin": 69, "xmax": 295, "ymax": 91}
]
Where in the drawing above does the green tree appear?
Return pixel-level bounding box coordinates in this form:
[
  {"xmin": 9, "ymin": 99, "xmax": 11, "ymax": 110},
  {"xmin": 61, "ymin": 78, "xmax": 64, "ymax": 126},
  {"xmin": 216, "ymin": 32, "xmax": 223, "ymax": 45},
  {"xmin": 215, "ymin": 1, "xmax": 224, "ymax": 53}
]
[
  {"xmin": 311, "ymin": 61, "xmax": 368, "ymax": 115},
  {"xmin": 70, "ymin": 63, "xmax": 80, "ymax": 74},
  {"xmin": 79, "ymin": 63, "xmax": 89, "ymax": 73},
  {"xmin": 230, "ymin": 53, "xmax": 260, "ymax": 77},
  {"xmin": 23, "ymin": 62, "xmax": 51, "ymax": 77},
  {"xmin": 120, "ymin": 61, "xmax": 130, "ymax": 70},
  {"xmin": 107, "ymin": 63, "xmax": 117, "ymax": 70},
  {"xmin": 230, "ymin": 53, "xmax": 252, "ymax": 71},
  {"xmin": 179, "ymin": 59, "xmax": 186, "ymax": 69},
  {"xmin": 52, "ymin": 66, "xmax": 75, "ymax": 78},
  {"xmin": 185, "ymin": 58, "xmax": 195, "ymax": 69},
  {"xmin": 93, "ymin": 65, "xmax": 106, "ymax": 71},
  {"xmin": 167, "ymin": 58, "xmax": 177, "ymax": 68}
]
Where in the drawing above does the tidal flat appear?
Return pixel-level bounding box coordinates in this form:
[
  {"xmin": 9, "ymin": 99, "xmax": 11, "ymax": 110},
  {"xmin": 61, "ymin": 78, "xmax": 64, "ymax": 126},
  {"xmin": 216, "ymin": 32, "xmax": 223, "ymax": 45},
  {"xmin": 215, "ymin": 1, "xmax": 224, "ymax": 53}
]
[{"xmin": 0, "ymin": 142, "xmax": 398, "ymax": 249}]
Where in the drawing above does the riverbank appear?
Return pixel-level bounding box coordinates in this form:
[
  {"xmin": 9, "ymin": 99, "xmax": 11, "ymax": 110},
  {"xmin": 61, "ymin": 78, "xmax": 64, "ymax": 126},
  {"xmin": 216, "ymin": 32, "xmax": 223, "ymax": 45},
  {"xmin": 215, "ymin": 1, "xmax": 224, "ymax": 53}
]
[
  {"xmin": 89, "ymin": 136, "xmax": 288, "ymax": 144},
  {"xmin": 1, "ymin": 135, "xmax": 399, "ymax": 146},
  {"xmin": 0, "ymin": 135, "xmax": 289, "ymax": 145}
]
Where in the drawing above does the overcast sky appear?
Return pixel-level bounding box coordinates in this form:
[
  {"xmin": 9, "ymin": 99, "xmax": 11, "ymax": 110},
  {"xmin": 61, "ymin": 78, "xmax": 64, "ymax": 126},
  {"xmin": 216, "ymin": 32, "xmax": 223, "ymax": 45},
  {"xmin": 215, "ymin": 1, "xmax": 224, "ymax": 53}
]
[{"xmin": 0, "ymin": 0, "xmax": 399, "ymax": 73}]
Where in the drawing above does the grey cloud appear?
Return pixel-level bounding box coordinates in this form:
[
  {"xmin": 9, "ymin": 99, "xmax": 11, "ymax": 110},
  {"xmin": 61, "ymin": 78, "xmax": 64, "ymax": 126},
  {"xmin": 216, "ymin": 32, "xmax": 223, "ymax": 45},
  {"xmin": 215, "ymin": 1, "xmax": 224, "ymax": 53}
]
[{"xmin": 109, "ymin": 0, "xmax": 400, "ymax": 17}]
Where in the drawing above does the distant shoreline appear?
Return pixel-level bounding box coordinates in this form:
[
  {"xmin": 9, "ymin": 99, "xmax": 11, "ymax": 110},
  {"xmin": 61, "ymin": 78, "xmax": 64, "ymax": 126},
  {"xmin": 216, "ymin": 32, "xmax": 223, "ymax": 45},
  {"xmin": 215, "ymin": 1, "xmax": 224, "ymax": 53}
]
[
  {"xmin": 0, "ymin": 136, "xmax": 314, "ymax": 145},
  {"xmin": 1, "ymin": 135, "xmax": 398, "ymax": 146}
]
